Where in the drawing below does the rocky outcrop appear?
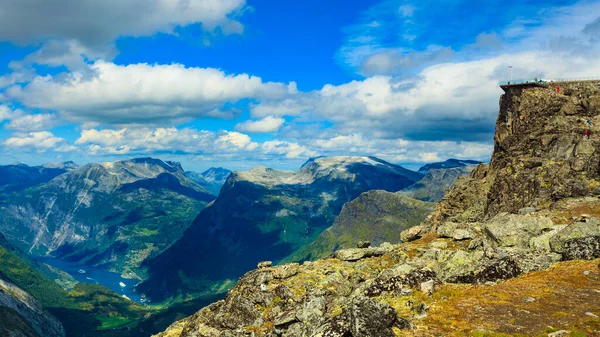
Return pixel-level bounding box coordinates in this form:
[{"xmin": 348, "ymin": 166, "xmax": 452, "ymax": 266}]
[{"xmin": 488, "ymin": 82, "xmax": 600, "ymax": 216}]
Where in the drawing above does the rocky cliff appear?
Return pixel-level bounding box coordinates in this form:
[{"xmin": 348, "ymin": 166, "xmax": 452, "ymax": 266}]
[{"xmin": 154, "ymin": 81, "xmax": 600, "ymax": 337}]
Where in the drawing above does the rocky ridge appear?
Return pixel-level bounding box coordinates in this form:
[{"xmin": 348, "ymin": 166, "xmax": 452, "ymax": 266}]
[{"xmin": 155, "ymin": 81, "xmax": 600, "ymax": 336}]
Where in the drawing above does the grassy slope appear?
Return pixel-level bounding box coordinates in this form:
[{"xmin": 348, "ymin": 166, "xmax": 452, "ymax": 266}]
[{"xmin": 285, "ymin": 190, "xmax": 436, "ymax": 262}]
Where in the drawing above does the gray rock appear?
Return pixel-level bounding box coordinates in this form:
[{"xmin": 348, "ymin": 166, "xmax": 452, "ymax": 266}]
[
  {"xmin": 420, "ymin": 280, "xmax": 436, "ymax": 295},
  {"xmin": 484, "ymin": 214, "xmax": 554, "ymax": 249},
  {"xmin": 273, "ymin": 263, "xmax": 299, "ymax": 279},
  {"xmin": 274, "ymin": 311, "xmax": 298, "ymax": 327},
  {"xmin": 357, "ymin": 241, "xmax": 371, "ymax": 248},
  {"xmin": 549, "ymin": 221, "xmax": 600, "ymax": 258},
  {"xmin": 401, "ymin": 225, "xmax": 426, "ymax": 242},
  {"xmin": 585, "ymin": 312, "xmax": 599, "ymax": 319},
  {"xmin": 258, "ymin": 261, "xmax": 273, "ymax": 269},
  {"xmin": 518, "ymin": 207, "xmax": 537, "ymax": 214},
  {"xmin": 548, "ymin": 330, "xmax": 569, "ymax": 337},
  {"xmin": 429, "ymin": 240, "xmax": 448, "ymax": 249}
]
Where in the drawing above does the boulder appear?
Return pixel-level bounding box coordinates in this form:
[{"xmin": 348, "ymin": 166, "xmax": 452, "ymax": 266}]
[
  {"xmin": 357, "ymin": 241, "xmax": 371, "ymax": 248},
  {"xmin": 401, "ymin": 225, "xmax": 426, "ymax": 242},
  {"xmin": 273, "ymin": 263, "xmax": 299, "ymax": 279},
  {"xmin": 258, "ymin": 261, "xmax": 273, "ymax": 269},
  {"xmin": 484, "ymin": 214, "xmax": 554, "ymax": 249},
  {"xmin": 549, "ymin": 221, "xmax": 600, "ymax": 256}
]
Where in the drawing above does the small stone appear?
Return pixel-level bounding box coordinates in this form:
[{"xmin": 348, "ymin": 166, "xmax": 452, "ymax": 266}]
[
  {"xmin": 584, "ymin": 270, "xmax": 591, "ymax": 276},
  {"xmin": 399, "ymin": 288, "xmax": 414, "ymax": 296},
  {"xmin": 260, "ymin": 283, "xmax": 268, "ymax": 292},
  {"xmin": 518, "ymin": 207, "xmax": 537, "ymax": 214},
  {"xmin": 420, "ymin": 280, "xmax": 436, "ymax": 295},
  {"xmin": 274, "ymin": 311, "xmax": 298, "ymax": 327},
  {"xmin": 258, "ymin": 261, "xmax": 272, "ymax": 269},
  {"xmin": 401, "ymin": 225, "xmax": 425, "ymax": 242},
  {"xmin": 273, "ymin": 263, "xmax": 299, "ymax": 279},
  {"xmin": 585, "ymin": 312, "xmax": 599, "ymax": 319},
  {"xmin": 429, "ymin": 240, "xmax": 448, "ymax": 249},
  {"xmin": 523, "ymin": 296, "xmax": 536, "ymax": 303},
  {"xmin": 548, "ymin": 330, "xmax": 569, "ymax": 337},
  {"xmin": 484, "ymin": 281, "xmax": 496, "ymax": 286},
  {"xmin": 357, "ymin": 240, "xmax": 371, "ymax": 248}
]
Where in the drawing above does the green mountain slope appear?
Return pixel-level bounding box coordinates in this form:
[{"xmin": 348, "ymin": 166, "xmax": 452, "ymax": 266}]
[
  {"xmin": 0, "ymin": 158, "xmax": 214, "ymax": 277},
  {"xmin": 285, "ymin": 190, "xmax": 435, "ymax": 262}
]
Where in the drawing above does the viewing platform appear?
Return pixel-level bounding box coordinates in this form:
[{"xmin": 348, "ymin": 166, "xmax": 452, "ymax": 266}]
[
  {"xmin": 500, "ymin": 77, "xmax": 600, "ymax": 92},
  {"xmin": 499, "ymin": 79, "xmax": 549, "ymax": 92}
]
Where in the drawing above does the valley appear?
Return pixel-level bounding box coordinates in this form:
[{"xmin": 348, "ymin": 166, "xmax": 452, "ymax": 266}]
[{"xmin": 0, "ymin": 155, "xmax": 452, "ymax": 336}]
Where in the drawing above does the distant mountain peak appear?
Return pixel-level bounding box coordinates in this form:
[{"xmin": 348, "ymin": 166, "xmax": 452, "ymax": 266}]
[
  {"xmin": 418, "ymin": 158, "xmax": 481, "ymax": 174},
  {"xmin": 42, "ymin": 161, "xmax": 78, "ymax": 170}
]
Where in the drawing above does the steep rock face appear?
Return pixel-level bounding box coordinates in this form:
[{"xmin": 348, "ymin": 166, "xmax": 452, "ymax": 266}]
[
  {"xmin": 286, "ymin": 191, "xmax": 435, "ymax": 262},
  {"xmin": 0, "ymin": 277, "xmax": 65, "ymax": 337},
  {"xmin": 185, "ymin": 167, "xmax": 232, "ymax": 196},
  {"xmin": 138, "ymin": 157, "xmax": 421, "ymax": 300},
  {"xmin": 487, "ymin": 82, "xmax": 600, "ymax": 216},
  {"xmin": 400, "ymin": 166, "xmax": 477, "ymax": 202},
  {"xmin": 0, "ymin": 157, "xmax": 214, "ymax": 277}
]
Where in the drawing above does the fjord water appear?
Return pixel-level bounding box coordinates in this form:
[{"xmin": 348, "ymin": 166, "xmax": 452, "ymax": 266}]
[{"xmin": 38, "ymin": 257, "xmax": 144, "ymax": 303}]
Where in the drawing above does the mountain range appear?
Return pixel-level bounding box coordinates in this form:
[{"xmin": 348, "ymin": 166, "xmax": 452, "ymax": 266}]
[
  {"xmin": 0, "ymin": 158, "xmax": 215, "ymax": 278},
  {"xmin": 137, "ymin": 156, "xmax": 424, "ymax": 300},
  {"xmin": 185, "ymin": 167, "xmax": 232, "ymax": 196}
]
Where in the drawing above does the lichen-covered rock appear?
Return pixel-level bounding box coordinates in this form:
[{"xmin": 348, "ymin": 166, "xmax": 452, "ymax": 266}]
[
  {"xmin": 484, "ymin": 214, "xmax": 554, "ymax": 249},
  {"xmin": 549, "ymin": 220, "xmax": 600, "ymax": 255}
]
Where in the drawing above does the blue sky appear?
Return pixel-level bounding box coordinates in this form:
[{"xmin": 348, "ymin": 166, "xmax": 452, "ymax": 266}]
[{"xmin": 1, "ymin": 0, "xmax": 599, "ymax": 172}]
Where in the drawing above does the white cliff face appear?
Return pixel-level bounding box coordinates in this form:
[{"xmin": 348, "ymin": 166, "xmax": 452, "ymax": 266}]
[{"xmin": 0, "ymin": 278, "xmax": 65, "ymax": 337}]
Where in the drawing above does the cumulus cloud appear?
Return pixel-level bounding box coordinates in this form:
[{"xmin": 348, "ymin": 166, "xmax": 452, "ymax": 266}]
[
  {"xmin": 0, "ymin": 0, "xmax": 247, "ymax": 49},
  {"xmin": 6, "ymin": 113, "xmax": 58, "ymax": 132},
  {"xmin": 236, "ymin": 116, "xmax": 285, "ymax": 133},
  {"xmin": 75, "ymin": 128, "xmax": 259, "ymax": 155},
  {"xmin": 0, "ymin": 105, "xmax": 14, "ymax": 122},
  {"xmin": 261, "ymin": 140, "xmax": 317, "ymax": 159},
  {"xmin": 6, "ymin": 61, "xmax": 294, "ymax": 125},
  {"xmin": 3, "ymin": 131, "xmax": 75, "ymax": 152}
]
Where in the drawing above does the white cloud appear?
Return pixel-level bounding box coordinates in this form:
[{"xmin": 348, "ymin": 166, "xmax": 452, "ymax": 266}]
[
  {"xmin": 6, "ymin": 113, "xmax": 58, "ymax": 132},
  {"xmin": 0, "ymin": 105, "xmax": 14, "ymax": 122},
  {"xmin": 0, "ymin": 0, "xmax": 247, "ymax": 49},
  {"xmin": 7, "ymin": 61, "xmax": 294, "ymax": 125},
  {"xmin": 75, "ymin": 128, "xmax": 259, "ymax": 155},
  {"xmin": 3, "ymin": 131, "xmax": 75, "ymax": 153},
  {"xmin": 261, "ymin": 140, "xmax": 317, "ymax": 159},
  {"xmin": 236, "ymin": 116, "xmax": 285, "ymax": 133},
  {"xmin": 398, "ymin": 5, "xmax": 415, "ymax": 17}
]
